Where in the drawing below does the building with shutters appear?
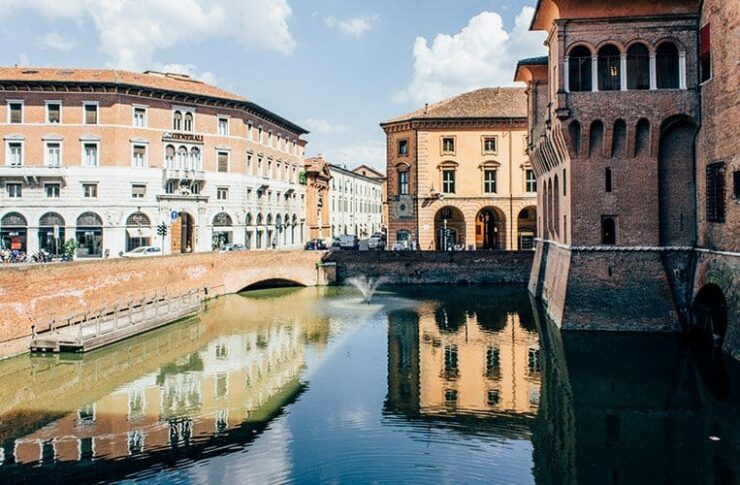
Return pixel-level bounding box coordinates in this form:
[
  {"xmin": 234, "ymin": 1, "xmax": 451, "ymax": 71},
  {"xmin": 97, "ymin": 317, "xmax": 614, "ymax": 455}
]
[
  {"xmin": 0, "ymin": 66, "xmax": 308, "ymax": 258},
  {"xmin": 381, "ymin": 88, "xmax": 537, "ymax": 251}
]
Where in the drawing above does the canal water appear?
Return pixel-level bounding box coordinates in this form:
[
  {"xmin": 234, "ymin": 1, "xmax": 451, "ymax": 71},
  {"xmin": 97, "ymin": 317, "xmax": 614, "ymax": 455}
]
[{"xmin": 0, "ymin": 286, "xmax": 737, "ymax": 484}]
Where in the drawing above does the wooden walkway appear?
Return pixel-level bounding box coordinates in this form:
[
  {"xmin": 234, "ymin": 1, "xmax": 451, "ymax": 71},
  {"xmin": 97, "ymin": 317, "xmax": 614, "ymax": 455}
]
[{"xmin": 30, "ymin": 289, "xmax": 208, "ymax": 353}]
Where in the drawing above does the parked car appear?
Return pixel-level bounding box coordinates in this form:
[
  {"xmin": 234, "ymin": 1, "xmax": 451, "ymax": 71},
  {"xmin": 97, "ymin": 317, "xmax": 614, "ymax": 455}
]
[
  {"xmin": 391, "ymin": 241, "xmax": 409, "ymax": 251},
  {"xmin": 219, "ymin": 243, "xmax": 246, "ymax": 252},
  {"xmin": 304, "ymin": 239, "xmax": 328, "ymax": 250},
  {"xmin": 122, "ymin": 246, "xmax": 162, "ymax": 258},
  {"xmin": 337, "ymin": 235, "xmax": 359, "ymax": 250},
  {"xmin": 367, "ymin": 236, "xmax": 383, "ymax": 250}
]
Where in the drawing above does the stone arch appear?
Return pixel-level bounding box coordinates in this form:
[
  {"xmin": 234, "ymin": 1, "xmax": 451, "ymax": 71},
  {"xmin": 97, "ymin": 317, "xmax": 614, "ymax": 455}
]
[
  {"xmin": 627, "ymin": 42, "xmax": 650, "ymax": 90},
  {"xmin": 634, "ymin": 118, "xmax": 651, "ymax": 158},
  {"xmin": 611, "ymin": 119, "xmax": 627, "ymax": 158},
  {"xmin": 434, "ymin": 206, "xmax": 465, "ymax": 250},
  {"xmin": 658, "ymin": 115, "xmax": 697, "ymax": 246},
  {"xmin": 691, "ymin": 284, "xmax": 728, "ymax": 345},
  {"xmin": 597, "ymin": 44, "xmax": 622, "ymax": 91},
  {"xmin": 240, "ymin": 279, "xmax": 308, "ymax": 292},
  {"xmin": 517, "ymin": 206, "xmax": 537, "ymax": 250},
  {"xmin": 589, "ymin": 120, "xmax": 604, "ymax": 158},
  {"xmin": 1, "ymin": 212, "xmax": 29, "ymax": 252},
  {"xmin": 656, "ymin": 41, "xmax": 680, "ymax": 89},
  {"xmin": 475, "ymin": 206, "xmax": 506, "ymax": 250},
  {"xmin": 566, "ymin": 41, "xmax": 596, "ymax": 56},
  {"xmin": 125, "ymin": 211, "xmax": 152, "ymax": 251},
  {"xmin": 567, "ymin": 45, "xmax": 593, "ymax": 92}
]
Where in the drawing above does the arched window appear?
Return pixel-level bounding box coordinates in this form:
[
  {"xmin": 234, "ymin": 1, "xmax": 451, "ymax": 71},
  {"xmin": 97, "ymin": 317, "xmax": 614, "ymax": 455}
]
[
  {"xmin": 184, "ymin": 112, "xmax": 193, "ymax": 132},
  {"xmin": 126, "ymin": 212, "xmax": 150, "ymax": 227},
  {"xmin": 246, "ymin": 213, "xmax": 253, "ymax": 226},
  {"xmin": 266, "ymin": 214, "xmax": 273, "ymax": 226},
  {"xmin": 601, "ymin": 217, "xmax": 616, "ymax": 244},
  {"xmin": 177, "ymin": 146, "xmax": 187, "ymax": 170},
  {"xmin": 213, "ymin": 212, "xmax": 232, "ymax": 227},
  {"xmin": 256, "ymin": 213, "xmax": 263, "ymax": 226},
  {"xmin": 568, "ymin": 120, "xmax": 582, "ymax": 156},
  {"xmin": 656, "ymin": 42, "xmax": 679, "ymax": 89},
  {"xmin": 635, "ymin": 118, "xmax": 650, "ymax": 157},
  {"xmin": 611, "ymin": 119, "xmax": 627, "ymax": 158},
  {"xmin": 627, "ymin": 43, "xmax": 650, "ymax": 90},
  {"xmin": 76, "ymin": 212, "xmax": 102, "ymax": 227},
  {"xmin": 589, "ymin": 120, "xmax": 604, "ymax": 158},
  {"xmin": 173, "ymin": 111, "xmax": 182, "ymax": 131},
  {"xmin": 39, "ymin": 212, "xmax": 64, "ymax": 227},
  {"xmin": 165, "ymin": 145, "xmax": 176, "ymax": 166},
  {"xmin": 568, "ymin": 46, "xmax": 592, "ymax": 92},
  {"xmin": 190, "ymin": 147, "xmax": 201, "ymax": 170},
  {"xmin": 598, "ymin": 44, "xmax": 621, "ymax": 91}
]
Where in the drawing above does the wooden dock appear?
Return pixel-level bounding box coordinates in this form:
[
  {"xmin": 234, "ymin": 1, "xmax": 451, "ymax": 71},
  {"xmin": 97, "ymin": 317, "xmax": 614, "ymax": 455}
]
[{"xmin": 30, "ymin": 289, "xmax": 207, "ymax": 353}]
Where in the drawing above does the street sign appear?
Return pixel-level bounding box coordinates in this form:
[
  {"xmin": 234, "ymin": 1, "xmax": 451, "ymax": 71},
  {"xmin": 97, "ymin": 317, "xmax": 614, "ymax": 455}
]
[{"xmin": 170, "ymin": 210, "xmax": 178, "ymax": 221}]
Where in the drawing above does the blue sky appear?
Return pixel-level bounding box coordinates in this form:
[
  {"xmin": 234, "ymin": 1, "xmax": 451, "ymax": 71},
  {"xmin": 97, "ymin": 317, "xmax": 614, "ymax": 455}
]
[{"xmin": 0, "ymin": 0, "xmax": 546, "ymax": 169}]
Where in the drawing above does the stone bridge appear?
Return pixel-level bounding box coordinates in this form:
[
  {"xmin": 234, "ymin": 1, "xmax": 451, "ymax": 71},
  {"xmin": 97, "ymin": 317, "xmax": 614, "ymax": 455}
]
[{"xmin": 0, "ymin": 250, "xmax": 330, "ymax": 359}]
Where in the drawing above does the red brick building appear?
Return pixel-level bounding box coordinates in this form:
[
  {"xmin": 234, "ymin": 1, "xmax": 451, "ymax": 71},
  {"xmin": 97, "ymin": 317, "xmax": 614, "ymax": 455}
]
[{"xmin": 518, "ymin": 0, "xmax": 738, "ymax": 357}]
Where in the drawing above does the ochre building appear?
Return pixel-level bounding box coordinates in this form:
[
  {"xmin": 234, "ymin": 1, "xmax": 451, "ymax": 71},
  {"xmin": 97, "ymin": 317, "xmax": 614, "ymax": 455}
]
[{"xmin": 381, "ymin": 88, "xmax": 537, "ymax": 251}]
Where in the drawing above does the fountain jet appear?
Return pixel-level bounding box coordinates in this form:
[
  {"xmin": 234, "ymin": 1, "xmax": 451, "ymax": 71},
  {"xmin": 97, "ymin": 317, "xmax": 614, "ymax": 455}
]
[{"xmin": 347, "ymin": 275, "xmax": 387, "ymax": 303}]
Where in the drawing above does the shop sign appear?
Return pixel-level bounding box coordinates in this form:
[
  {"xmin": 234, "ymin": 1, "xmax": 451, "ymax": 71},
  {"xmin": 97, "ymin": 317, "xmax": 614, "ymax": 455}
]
[{"xmin": 163, "ymin": 132, "xmax": 204, "ymax": 143}]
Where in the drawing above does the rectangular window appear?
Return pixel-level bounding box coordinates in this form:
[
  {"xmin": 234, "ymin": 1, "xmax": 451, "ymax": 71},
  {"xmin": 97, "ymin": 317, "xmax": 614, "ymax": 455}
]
[
  {"xmin": 706, "ymin": 162, "xmax": 725, "ymax": 223},
  {"xmin": 247, "ymin": 122, "xmax": 253, "ymax": 141},
  {"xmin": 82, "ymin": 183, "xmax": 98, "ymax": 198},
  {"xmin": 217, "ymin": 187, "xmax": 229, "ymax": 200},
  {"xmin": 131, "ymin": 184, "xmax": 146, "ymax": 199},
  {"xmin": 218, "ymin": 117, "xmax": 229, "ymax": 136},
  {"xmin": 6, "ymin": 183, "xmax": 21, "ymax": 198},
  {"xmin": 442, "ymin": 137, "xmax": 455, "ymax": 154},
  {"xmin": 258, "ymin": 126, "xmax": 263, "ymax": 144},
  {"xmin": 132, "ymin": 145, "xmax": 146, "ymax": 168},
  {"xmin": 45, "ymin": 142, "xmax": 61, "ymax": 167},
  {"xmin": 84, "ymin": 103, "xmax": 98, "ymax": 125},
  {"xmin": 483, "ymin": 136, "xmax": 497, "ymax": 154},
  {"xmin": 605, "ymin": 167, "xmax": 613, "ymax": 192},
  {"xmin": 8, "ymin": 102, "xmax": 22, "ymax": 123},
  {"xmin": 247, "ymin": 154, "xmax": 253, "ymax": 174},
  {"xmin": 133, "ymin": 107, "xmax": 147, "ymax": 127},
  {"xmin": 398, "ymin": 139, "xmax": 409, "ymax": 156},
  {"xmin": 442, "ymin": 170, "xmax": 456, "ymax": 194},
  {"xmin": 83, "ymin": 143, "xmax": 99, "ymax": 166},
  {"xmin": 734, "ymin": 170, "xmax": 740, "ymax": 200},
  {"xmin": 7, "ymin": 142, "xmax": 22, "ymax": 166},
  {"xmin": 484, "ymin": 169, "xmax": 497, "ymax": 193},
  {"xmin": 217, "ymin": 152, "xmax": 229, "ymax": 173},
  {"xmin": 700, "ymin": 23, "xmax": 711, "ymax": 83},
  {"xmin": 398, "ymin": 171, "xmax": 409, "ymax": 195},
  {"xmin": 46, "ymin": 102, "xmax": 61, "ymax": 124},
  {"xmin": 526, "ymin": 169, "xmax": 536, "ymax": 193},
  {"xmin": 45, "ymin": 183, "xmax": 60, "ymax": 198},
  {"xmin": 563, "ymin": 168, "xmax": 567, "ymax": 196}
]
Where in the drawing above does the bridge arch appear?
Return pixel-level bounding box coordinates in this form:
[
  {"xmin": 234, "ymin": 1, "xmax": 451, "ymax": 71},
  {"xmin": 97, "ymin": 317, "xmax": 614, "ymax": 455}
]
[{"xmin": 691, "ymin": 284, "xmax": 728, "ymax": 346}]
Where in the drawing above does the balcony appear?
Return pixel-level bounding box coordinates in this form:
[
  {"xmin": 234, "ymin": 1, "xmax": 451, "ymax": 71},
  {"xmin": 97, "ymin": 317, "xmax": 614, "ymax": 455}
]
[
  {"xmin": 0, "ymin": 165, "xmax": 67, "ymax": 184},
  {"xmin": 163, "ymin": 167, "xmax": 206, "ymax": 181}
]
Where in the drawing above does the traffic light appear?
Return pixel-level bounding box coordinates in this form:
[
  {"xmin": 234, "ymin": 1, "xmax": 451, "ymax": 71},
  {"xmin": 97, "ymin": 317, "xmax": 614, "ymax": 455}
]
[{"xmin": 157, "ymin": 223, "xmax": 168, "ymax": 237}]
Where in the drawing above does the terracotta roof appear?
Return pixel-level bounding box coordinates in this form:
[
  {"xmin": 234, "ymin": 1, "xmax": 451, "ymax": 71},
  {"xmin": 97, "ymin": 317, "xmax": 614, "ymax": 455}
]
[
  {"xmin": 382, "ymin": 87, "xmax": 527, "ymax": 125},
  {"xmin": 352, "ymin": 164, "xmax": 385, "ymax": 179},
  {"xmin": 517, "ymin": 56, "xmax": 548, "ymax": 66},
  {"xmin": 0, "ymin": 66, "xmax": 246, "ymax": 102}
]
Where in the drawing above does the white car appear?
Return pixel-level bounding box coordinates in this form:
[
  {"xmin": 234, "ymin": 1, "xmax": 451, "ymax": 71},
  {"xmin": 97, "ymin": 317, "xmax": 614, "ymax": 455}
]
[{"xmin": 122, "ymin": 246, "xmax": 162, "ymax": 258}]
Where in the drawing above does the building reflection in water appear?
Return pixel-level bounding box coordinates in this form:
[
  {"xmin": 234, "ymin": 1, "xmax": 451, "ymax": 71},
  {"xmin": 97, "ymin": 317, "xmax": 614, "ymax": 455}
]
[{"xmin": 0, "ymin": 289, "xmax": 331, "ymax": 477}]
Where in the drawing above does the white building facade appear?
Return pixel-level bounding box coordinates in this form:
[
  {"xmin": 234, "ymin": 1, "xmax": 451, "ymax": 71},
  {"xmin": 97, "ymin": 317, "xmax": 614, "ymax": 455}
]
[
  {"xmin": 329, "ymin": 164, "xmax": 383, "ymax": 238},
  {"xmin": 0, "ymin": 67, "xmax": 308, "ymax": 258}
]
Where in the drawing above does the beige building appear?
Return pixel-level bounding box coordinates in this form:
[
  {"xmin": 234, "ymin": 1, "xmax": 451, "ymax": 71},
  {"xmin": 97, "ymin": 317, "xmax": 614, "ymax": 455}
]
[{"xmin": 381, "ymin": 88, "xmax": 537, "ymax": 251}]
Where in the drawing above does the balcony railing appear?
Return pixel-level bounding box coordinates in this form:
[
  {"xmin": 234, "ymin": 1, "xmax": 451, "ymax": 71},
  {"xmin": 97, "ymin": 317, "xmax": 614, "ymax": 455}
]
[
  {"xmin": 163, "ymin": 168, "xmax": 206, "ymax": 181},
  {"xmin": 0, "ymin": 165, "xmax": 68, "ymax": 180}
]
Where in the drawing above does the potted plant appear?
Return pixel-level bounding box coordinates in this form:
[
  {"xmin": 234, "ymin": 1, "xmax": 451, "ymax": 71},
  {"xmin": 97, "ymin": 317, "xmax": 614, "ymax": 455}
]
[{"xmin": 63, "ymin": 239, "xmax": 79, "ymax": 261}]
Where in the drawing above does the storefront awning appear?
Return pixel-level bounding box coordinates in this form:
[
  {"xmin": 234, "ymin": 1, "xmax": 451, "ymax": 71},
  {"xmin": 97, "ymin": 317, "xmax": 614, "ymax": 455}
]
[{"xmin": 126, "ymin": 227, "xmax": 153, "ymax": 238}]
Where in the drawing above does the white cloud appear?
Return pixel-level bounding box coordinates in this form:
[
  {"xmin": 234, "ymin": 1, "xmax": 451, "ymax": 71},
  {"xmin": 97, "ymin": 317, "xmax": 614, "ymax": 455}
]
[
  {"xmin": 160, "ymin": 63, "xmax": 217, "ymax": 85},
  {"xmin": 304, "ymin": 117, "xmax": 349, "ymax": 134},
  {"xmin": 395, "ymin": 7, "xmax": 546, "ymax": 105},
  {"xmin": 37, "ymin": 30, "xmax": 77, "ymax": 51},
  {"xmin": 17, "ymin": 53, "xmax": 30, "ymax": 66},
  {"xmin": 324, "ymin": 14, "xmax": 378, "ymax": 38},
  {"xmin": 0, "ymin": 0, "xmax": 295, "ymax": 70},
  {"xmin": 317, "ymin": 141, "xmax": 385, "ymax": 170}
]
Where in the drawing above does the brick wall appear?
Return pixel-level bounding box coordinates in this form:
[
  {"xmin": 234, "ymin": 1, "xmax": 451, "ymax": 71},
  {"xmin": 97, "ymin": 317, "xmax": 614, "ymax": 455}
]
[
  {"xmin": 326, "ymin": 250, "xmax": 534, "ymax": 285},
  {"xmin": 0, "ymin": 250, "xmax": 327, "ymax": 358}
]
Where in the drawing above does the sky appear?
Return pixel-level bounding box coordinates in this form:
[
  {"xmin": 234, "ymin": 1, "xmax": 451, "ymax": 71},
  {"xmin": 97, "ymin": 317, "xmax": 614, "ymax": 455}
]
[{"xmin": 0, "ymin": 0, "xmax": 546, "ymax": 170}]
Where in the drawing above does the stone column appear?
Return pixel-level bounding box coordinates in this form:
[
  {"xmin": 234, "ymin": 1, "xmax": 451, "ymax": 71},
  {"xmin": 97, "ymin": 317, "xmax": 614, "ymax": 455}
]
[
  {"xmin": 649, "ymin": 53, "xmax": 657, "ymax": 90},
  {"xmin": 620, "ymin": 54, "xmax": 628, "ymax": 91},
  {"xmin": 563, "ymin": 57, "xmax": 570, "ymax": 93},
  {"xmin": 591, "ymin": 55, "xmax": 599, "ymax": 91},
  {"xmin": 679, "ymin": 52, "xmax": 687, "ymax": 89}
]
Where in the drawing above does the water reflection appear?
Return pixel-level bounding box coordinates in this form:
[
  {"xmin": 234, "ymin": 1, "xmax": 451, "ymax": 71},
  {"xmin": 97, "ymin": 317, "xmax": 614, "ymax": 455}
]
[{"xmin": 0, "ymin": 286, "xmax": 736, "ymax": 484}]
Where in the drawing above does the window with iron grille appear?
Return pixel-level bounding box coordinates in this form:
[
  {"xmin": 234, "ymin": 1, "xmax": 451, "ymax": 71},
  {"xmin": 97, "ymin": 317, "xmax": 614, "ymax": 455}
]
[{"xmin": 706, "ymin": 162, "xmax": 725, "ymax": 223}]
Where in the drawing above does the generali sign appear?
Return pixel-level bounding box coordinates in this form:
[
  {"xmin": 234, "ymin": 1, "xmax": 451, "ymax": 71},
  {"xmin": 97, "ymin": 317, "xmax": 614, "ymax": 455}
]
[{"xmin": 162, "ymin": 132, "xmax": 204, "ymax": 143}]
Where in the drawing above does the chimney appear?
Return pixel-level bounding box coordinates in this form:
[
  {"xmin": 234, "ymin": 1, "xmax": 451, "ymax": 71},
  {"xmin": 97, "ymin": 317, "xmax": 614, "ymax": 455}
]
[{"xmin": 424, "ymin": 103, "xmax": 429, "ymax": 114}]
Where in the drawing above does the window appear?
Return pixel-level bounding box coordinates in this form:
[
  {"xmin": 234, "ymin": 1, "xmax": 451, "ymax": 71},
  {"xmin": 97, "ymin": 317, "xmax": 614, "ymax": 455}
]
[
  {"xmin": 398, "ymin": 170, "xmax": 409, "ymax": 195},
  {"xmin": 568, "ymin": 46, "xmax": 592, "ymax": 92},
  {"xmin": 8, "ymin": 102, "xmax": 23, "ymax": 123},
  {"xmin": 218, "ymin": 117, "xmax": 229, "ymax": 136},
  {"xmin": 173, "ymin": 111, "xmax": 182, "ymax": 130},
  {"xmin": 83, "ymin": 143, "xmax": 99, "ymax": 167},
  {"xmin": 605, "ymin": 167, "xmax": 613, "ymax": 192},
  {"xmin": 706, "ymin": 162, "xmax": 725, "ymax": 223},
  {"xmin": 526, "ymin": 169, "xmax": 536, "ymax": 193},
  {"xmin": 258, "ymin": 126, "xmax": 263, "ymax": 144},
  {"xmin": 45, "ymin": 183, "xmax": 60, "ymax": 198},
  {"xmin": 626, "ymin": 44, "xmax": 650, "ymax": 90},
  {"xmin": 133, "ymin": 107, "xmax": 146, "ymax": 127},
  {"xmin": 132, "ymin": 145, "xmax": 147, "ymax": 168},
  {"xmin": 217, "ymin": 151, "xmax": 229, "ymax": 173},
  {"xmin": 131, "ymin": 184, "xmax": 146, "ymax": 199},
  {"xmin": 6, "ymin": 183, "xmax": 21, "ymax": 198},
  {"xmin": 247, "ymin": 153, "xmax": 253, "ymax": 174},
  {"xmin": 734, "ymin": 170, "xmax": 740, "ymax": 200},
  {"xmin": 46, "ymin": 102, "xmax": 61, "ymax": 123},
  {"xmin": 442, "ymin": 170, "xmax": 455, "ymax": 193},
  {"xmin": 444, "ymin": 345, "xmax": 459, "ymax": 375},
  {"xmin": 82, "ymin": 183, "xmax": 98, "ymax": 198},
  {"xmin": 184, "ymin": 112, "xmax": 193, "ymax": 132},
  {"xmin": 656, "ymin": 43, "xmax": 680, "ymax": 89},
  {"xmin": 487, "ymin": 389, "xmax": 501, "ymax": 406},
  {"xmin": 484, "ymin": 169, "xmax": 497, "ymax": 193},
  {"xmin": 598, "ymin": 44, "xmax": 621, "ymax": 91},
  {"xmin": 248, "ymin": 121, "xmax": 254, "ymax": 141},
  {"xmin": 217, "ymin": 187, "xmax": 229, "ymax": 200},
  {"xmin": 601, "ymin": 216, "xmax": 616, "ymax": 244},
  {"xmin": 84, "ymin": 103, "xmax": 98, "ymax": 125},
  {"xmin": 7, "ymin": 142, "xmax": 22, "ymax": 166},
  {"xmin": 486, "ymin": 346, "xmax": 500, "ymax": 375},
  {"xmin": 483, "ymin": 136, "xmax": 497, "ymax": 154},
  {"xmin": 441, "ymin": 137, "xmax": 455, "ymax": 154},
  {"xmin": 45, "ymin": 142, "xmax": 61, "ymax": 167},
  {"xmin": 700, "ymin": 24, "xmax": 711, "ymax": 83},
  {"xmin": 398, "ymin": 139, "xmax": 409, "ymax": 156}
]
